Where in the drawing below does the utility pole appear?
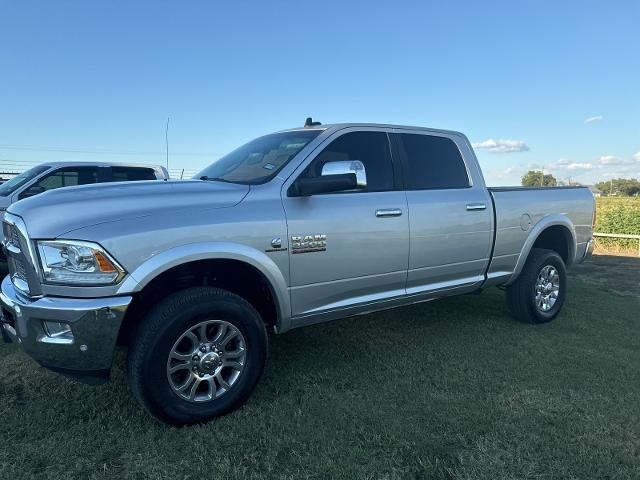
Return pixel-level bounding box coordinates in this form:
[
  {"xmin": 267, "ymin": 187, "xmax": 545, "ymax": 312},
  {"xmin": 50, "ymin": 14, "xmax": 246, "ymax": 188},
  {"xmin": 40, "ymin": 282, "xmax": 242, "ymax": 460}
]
[
  {"xmin": 165, "ymin": 117, "xmax": 170, "ymax": 171},
  {"xmin": 610, "ymin": 178, "xmax": 613, "ymax": 196},
  {"xmin": 540, "ymin": 168, "xmax": 544, "ymax": 186}
]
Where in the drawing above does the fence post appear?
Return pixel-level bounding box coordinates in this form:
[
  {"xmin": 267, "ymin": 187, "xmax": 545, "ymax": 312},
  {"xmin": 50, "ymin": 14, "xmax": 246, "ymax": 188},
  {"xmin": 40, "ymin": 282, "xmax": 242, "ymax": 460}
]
[{"xmin": 593, "ymin": 232, "xmax": 640, "ymax": 257}]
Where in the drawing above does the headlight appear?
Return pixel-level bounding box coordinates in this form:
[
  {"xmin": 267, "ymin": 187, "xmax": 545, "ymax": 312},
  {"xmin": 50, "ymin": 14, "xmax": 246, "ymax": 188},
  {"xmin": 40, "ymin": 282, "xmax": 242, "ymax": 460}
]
[{"xmin": 37, "ymin": 240, "xmax": 125, "ymax": 285}]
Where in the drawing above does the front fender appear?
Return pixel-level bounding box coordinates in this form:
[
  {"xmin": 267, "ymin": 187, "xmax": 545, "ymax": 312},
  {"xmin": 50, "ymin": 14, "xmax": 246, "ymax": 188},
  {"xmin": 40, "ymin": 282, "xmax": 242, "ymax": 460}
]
[
  {"xmin": 115, "ymin": 242, "xmax": 292, "ymax": 332},
  {"xmin": 507, "ymin": 214, "xmax": 576, "ymax": 285}
]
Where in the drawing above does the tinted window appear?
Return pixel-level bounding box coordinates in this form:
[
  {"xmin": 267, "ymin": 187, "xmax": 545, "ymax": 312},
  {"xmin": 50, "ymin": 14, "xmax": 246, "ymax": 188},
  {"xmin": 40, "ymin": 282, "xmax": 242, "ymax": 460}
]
[
  {"xmin": 399, "ymin": 134, "xmax": 469, "ymax": 189},
  {"xmin": 35, "ymin": 167, "xmax": 100, "ymax": 191},
  {"xmin": 302, "ymin": 131, "xmax": 394, "ymax": 192},
  {"xmin": 196, "ymin": 130, "xmax": 322, "ymax": 184},
  {"xmin": 111, "ymin": 167, "xmax": 157, "ymax": 182}
]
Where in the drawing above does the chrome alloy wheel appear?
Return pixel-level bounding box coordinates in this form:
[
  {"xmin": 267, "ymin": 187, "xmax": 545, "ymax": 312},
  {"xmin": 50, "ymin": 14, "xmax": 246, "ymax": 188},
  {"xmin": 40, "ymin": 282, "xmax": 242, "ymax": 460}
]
[
  {"xmin": 166, "ymin": 320, "xmax": 246, "ymax": 403},
  {"xmin": 534, "ymin": 265, "xmax": 560, "ymax": 313}
]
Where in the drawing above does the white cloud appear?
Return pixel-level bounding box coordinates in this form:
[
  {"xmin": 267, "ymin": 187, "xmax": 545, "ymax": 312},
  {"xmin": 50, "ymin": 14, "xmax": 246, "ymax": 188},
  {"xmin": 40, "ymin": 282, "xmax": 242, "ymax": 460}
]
[
  {"xmin": 472, "ymin": 138, "xmax": 530, "ymax": 153},
  {"xmin": 504, "ymin": 165, "xmax": 519, "ymax": 174},
  {"xmin": 584, "ymin": 115, "xmax": 604, "ymax": 124},
  {"xmin": 596, "ymin": 155, "xmax": 622, "ymax": 165},
  {"xmin": 566, "ymin": 162, "xmax": 595, "ymax": 171},
  {"xmin": 544, "ymin": 153, "xmax": 640, "ymax": 184},
  {"xmin": 547, "ymin": 155, "xmax": 622, "ymax": 173}
]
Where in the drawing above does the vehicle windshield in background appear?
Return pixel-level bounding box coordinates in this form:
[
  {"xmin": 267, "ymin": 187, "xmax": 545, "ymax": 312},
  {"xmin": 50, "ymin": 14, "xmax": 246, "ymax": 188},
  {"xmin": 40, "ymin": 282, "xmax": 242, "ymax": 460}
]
[
  {"xmin": 195, "ymin": 130, "xmax": 322, "ymax": 184},
  {"xmin": 0, "ymin": 165, "xmax": 50, "ymax": 196}
]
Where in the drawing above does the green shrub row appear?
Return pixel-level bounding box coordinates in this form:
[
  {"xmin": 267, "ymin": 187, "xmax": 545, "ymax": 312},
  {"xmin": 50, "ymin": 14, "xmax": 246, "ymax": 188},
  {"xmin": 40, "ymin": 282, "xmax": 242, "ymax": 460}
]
[{"xmin": 594, "ymin": 197, "xmax": 640, "ymax": 250}]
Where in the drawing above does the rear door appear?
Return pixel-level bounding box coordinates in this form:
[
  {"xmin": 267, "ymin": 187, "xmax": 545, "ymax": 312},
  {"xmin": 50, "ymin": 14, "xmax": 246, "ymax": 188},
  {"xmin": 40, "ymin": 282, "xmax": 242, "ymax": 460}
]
[
  {"xmin": 394, "ymin": 131, "xmax": 493, "ymax": 295},
  {"xmin": 282, "ymin": 128, "xmax": 409, "ymax": 318}
]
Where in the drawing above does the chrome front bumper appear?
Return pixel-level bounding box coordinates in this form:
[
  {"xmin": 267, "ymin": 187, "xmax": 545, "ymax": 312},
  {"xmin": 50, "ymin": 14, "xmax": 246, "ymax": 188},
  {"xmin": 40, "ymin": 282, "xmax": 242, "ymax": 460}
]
[{"xmin": 0, "ymin": 276, "xmax": 131, "ymax": 381}]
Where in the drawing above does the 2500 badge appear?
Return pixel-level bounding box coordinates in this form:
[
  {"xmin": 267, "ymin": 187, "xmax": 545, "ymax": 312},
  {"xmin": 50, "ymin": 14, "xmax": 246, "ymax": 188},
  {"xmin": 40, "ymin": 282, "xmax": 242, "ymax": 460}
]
[{"xmin": 291, "ymin": 234, "xmax": 327, "ymax": 254}]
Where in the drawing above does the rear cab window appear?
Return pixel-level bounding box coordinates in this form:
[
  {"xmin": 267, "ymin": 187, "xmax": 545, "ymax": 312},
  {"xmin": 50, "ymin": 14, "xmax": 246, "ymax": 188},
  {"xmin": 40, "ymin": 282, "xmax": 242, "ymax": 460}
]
[
  {"xmin": 397, "ymin": 133, "xmax": 470, "ymax": 190},
  {"xmin": 110, "ymin": 167, "xmax": 158, "ymax": 182}
]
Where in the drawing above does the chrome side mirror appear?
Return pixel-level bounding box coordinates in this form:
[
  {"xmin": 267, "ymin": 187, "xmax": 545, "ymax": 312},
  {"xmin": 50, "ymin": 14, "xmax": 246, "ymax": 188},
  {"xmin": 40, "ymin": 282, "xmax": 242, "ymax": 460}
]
[{"xmin": 321, "ymin": 160, "xmax": 367, "ymax": 189}]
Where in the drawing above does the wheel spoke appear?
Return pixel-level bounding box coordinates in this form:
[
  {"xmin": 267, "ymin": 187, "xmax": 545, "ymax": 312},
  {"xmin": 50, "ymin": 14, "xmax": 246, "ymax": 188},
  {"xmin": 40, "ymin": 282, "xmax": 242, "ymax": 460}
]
[
  {"xmin": 188, "ymin": 377, "xmax": 203, "ymax": 400},
  {"xmin": 204, "ymin": 376, "xmax": 217, "ymax": 399},
  {"xmin": 223, "ymin": 360, "xmax": 243, "ymax": 371},
  {"xmin": 171, "ymin": 351, "xmax": 193, "ymax": 361},
  {"xmin": 219, "ymin": 330, "xmax": 237, "ymax": 348},
  {"xmin": 216, "ymin": 372, "xmax": 231, "ymax": 390},
  {"xmin": 169, "ymin": 363, "xmax": 190, "ymax": 374},
  {"xmin": 185, "ymin": 330, "xmax": 199, "ymax": 347},
  {"xmin": 175, "ymin": 372, "xmax": 196, "ymax": 393},
  {"xmin": 198, "ymin": 323, "xmax": 209, "ymax": 343},
  {"xmin": 212, "ymin": 324, "xmax": 228, "ymax": 344},
  {"xmin": 225, "ymin": 347, "xmax": 245, "ymax": 359}
]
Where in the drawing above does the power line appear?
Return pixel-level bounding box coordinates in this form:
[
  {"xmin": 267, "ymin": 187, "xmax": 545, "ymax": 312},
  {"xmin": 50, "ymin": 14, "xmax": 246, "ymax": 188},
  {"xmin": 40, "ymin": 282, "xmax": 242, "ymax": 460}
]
[{"xmin": 0, "ymin": 144, "xmax": 221, "ymax": 157}]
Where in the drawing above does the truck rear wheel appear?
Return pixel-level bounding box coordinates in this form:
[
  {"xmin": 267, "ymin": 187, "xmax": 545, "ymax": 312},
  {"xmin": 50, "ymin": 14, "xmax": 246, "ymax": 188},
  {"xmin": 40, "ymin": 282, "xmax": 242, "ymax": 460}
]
[
  {"xmin": 127, "ymin": 287, "xmax": 268, "ymax": 425},
  {"xmin": 506, "ymin": 248, "xmax": 567, "ymax": 324}
]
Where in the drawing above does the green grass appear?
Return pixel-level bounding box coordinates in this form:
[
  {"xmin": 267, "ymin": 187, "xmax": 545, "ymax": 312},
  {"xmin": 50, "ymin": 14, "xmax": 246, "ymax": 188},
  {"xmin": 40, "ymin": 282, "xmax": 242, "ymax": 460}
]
[{"xmin": 1, "ymin": 280, "xmax": 639, "ymax": 479}]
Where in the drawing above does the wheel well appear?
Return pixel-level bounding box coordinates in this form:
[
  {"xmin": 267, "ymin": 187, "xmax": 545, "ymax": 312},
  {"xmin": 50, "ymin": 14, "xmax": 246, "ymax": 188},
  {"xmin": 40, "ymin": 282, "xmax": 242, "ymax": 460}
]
[
  {"xmin": 531, "ymin": 225, "xmax": 572, "ymax": 264},
  {"xmin": 118, "ymin": 259, "xmax": 278, "ymax": 345}
]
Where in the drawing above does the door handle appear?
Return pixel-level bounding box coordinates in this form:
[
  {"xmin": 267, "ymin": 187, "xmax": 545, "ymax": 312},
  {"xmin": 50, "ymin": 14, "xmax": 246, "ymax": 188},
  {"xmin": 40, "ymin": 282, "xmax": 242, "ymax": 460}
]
[
  {"xmin": 376, "ymin": 208, "xmax": 403, "ymax": 217},
  {"xmin": 466, "ymin": 203, "xmax": 486, "ymax": 211}
]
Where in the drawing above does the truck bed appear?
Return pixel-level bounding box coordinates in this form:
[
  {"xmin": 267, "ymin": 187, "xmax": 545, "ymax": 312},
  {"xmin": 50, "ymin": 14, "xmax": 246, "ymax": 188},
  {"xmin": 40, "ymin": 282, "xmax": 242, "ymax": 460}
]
[{"xmin": 485, "ymin": 186, "xmax": 595, "ymax": 286}]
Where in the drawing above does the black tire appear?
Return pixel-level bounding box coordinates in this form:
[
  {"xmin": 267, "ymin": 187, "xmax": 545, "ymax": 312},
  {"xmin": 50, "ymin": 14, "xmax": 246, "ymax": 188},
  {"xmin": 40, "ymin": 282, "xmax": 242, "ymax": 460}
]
[
  {"xmin": 506, "ymin": 248, "xmax": 567, "ymax": 324},
  {"xmin": 127, "ymin": 287, "xmax": 268, "ymax": 425}
]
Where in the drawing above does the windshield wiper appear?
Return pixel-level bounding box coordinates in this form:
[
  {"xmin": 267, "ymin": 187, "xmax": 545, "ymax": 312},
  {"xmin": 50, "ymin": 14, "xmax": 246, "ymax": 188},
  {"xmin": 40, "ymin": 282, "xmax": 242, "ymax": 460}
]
[{"xmin": 199, "ymin": 176, "xmax": 234, "ymax": 184}]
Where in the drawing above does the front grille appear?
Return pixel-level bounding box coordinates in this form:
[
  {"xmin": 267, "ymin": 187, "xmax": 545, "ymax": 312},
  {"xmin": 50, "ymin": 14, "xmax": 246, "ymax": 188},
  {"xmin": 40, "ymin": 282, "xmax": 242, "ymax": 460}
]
[
  {"xmin": 9, "ymin": 224, "xmax": 20, "ymax": 248},
  {"xmin": 3, "ymin": 219, "xmax": 34, "ymax": 295},
  {"xmin": 13, "ymin": 257, "xmax": 27, "ymax": 280}
]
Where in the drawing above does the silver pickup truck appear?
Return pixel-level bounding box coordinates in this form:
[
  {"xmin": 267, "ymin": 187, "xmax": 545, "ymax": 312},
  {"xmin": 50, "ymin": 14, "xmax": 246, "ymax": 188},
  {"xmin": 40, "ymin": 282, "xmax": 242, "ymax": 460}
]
[{"xmin": 0, "ymin": 121, "xmax": 595, "ymax": 424}]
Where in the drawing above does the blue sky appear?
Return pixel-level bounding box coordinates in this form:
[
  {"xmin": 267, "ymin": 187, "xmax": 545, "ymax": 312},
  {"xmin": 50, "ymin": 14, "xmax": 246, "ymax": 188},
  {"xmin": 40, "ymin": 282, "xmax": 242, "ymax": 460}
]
[{"xmin": 1, "ymin": 1, "xmax": 638, "ymax": 185}]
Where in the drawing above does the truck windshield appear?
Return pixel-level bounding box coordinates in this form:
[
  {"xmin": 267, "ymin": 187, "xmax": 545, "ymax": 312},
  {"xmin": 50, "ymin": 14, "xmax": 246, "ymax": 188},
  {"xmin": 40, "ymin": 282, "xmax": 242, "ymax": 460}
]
[
  {"xmin": 195, "ymin": 130, "xmax": 322, "ymax": 184},
  {"xmin": 0, "ymin": 165, "xmax": 50, "ymax": 197}
]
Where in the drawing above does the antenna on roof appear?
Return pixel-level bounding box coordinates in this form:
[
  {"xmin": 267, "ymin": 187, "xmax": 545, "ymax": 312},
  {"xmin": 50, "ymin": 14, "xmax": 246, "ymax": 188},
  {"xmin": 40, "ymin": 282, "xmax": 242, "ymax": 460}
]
[{"xmin": 304, "ymin": 117, "xmax": 322, "ymax": 127}]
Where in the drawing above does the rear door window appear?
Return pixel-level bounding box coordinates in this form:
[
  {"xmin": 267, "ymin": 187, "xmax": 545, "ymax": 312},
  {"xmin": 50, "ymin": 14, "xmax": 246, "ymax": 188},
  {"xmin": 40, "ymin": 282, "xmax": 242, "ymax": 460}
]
[
  {"xmin": 398, "ymin": 133, "xmax": 470, "ymax": 190},
  {"xmin": 110, "ymin": 167, "xmax": 158, "ymax": 182}
]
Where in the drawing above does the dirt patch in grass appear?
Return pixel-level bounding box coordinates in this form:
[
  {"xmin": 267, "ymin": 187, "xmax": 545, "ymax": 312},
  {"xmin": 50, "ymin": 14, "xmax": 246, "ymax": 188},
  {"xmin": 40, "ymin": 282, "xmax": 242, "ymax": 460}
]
[{"xmin": 569, "ymin": 254, "xmax": 640, "ymax": 298}]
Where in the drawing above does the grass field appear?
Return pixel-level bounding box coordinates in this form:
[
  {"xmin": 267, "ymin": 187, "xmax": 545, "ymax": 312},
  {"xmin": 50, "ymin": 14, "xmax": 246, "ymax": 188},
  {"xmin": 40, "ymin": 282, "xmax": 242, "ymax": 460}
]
[{"xmin": 1, "ymin": 268, "xmax": 639, "ymax": 479}]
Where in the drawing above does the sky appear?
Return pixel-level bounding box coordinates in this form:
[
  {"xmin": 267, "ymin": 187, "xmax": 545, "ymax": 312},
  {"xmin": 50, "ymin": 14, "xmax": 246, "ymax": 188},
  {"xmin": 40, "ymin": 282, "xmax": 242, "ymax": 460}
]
[{"xmin": 0, "ymin": 1, "xmax": 638, "ymax": 185}]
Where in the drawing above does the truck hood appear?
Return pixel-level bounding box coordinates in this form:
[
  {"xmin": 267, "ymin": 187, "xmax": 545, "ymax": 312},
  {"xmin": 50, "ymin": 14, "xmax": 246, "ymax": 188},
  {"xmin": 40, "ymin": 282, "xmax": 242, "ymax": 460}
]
[{"xmin": 7, "ymin": 180, "xmax": 250, "ymax": 238}]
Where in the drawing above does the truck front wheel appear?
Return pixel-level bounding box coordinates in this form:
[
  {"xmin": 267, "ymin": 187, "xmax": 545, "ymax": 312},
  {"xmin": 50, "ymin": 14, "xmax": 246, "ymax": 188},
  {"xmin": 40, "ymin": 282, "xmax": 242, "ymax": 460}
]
[
  {"xmin": 127, "ymin": 287, "xmax": 268, "ymax": 425},
  {"xmin": 506, "ymin": 248, "xmax": 567, "ymax": 324}
]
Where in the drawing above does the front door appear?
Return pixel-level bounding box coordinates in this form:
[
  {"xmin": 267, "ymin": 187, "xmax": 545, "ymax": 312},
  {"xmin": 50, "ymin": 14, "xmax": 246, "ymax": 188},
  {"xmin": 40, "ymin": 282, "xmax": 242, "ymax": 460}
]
[{"xmin": 282, "ymin": 129, "xmax": 409, "ymax": 319}]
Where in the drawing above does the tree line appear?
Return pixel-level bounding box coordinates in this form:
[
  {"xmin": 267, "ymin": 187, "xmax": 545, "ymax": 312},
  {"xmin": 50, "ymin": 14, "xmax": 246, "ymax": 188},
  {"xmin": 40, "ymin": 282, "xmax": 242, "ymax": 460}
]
[{"xmin": 520, "ymin": 170, "xmax": 640, "ymax": 196}]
